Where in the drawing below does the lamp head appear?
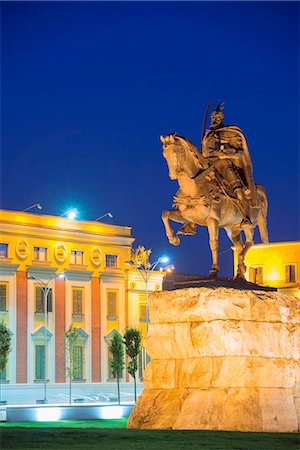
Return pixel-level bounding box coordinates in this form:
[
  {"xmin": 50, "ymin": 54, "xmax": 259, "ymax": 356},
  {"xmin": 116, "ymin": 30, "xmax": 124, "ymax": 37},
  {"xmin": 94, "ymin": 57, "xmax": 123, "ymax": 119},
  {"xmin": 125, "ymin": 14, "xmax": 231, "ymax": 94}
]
[
  {"xmin": 159, "ymin": 256, "xmax": 169, "ymax": 264},
  {"xmin": 66, "ymin": 208, "xmax": 78, "ymax": 220}
]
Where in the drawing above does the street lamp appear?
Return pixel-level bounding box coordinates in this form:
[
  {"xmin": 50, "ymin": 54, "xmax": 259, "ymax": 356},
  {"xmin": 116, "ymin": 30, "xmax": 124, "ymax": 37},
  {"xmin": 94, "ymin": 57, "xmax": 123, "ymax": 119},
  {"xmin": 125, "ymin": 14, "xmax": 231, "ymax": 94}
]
[
  {"xmin": 125, "ymin": 247, "xmax": 171, "ymax": 332},
  {"xmin": 95, "ymin": 212, "xmax": 113, "ymax": 221},
  {"xmin": 61, "ymin": 209, "xmax": 78, "ymax": 220},
  {"xmin": 27, "ymin": 272, "xmax": 64, "ymax": 403},
  {"xmin": 23, "ymin": 203, "xmax": 42, "ymax": 212}
]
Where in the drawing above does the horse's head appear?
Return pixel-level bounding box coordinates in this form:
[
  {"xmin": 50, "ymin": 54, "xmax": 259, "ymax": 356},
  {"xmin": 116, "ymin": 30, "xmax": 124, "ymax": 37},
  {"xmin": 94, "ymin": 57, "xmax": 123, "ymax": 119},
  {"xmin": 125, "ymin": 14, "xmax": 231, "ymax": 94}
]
[
  {"xmin": 160, "ymin": 133, "xmax": 183, "ymax": 180},
  {"xmin": 160, "ymin": 133, "xmax": 202, "ymax": 180}
]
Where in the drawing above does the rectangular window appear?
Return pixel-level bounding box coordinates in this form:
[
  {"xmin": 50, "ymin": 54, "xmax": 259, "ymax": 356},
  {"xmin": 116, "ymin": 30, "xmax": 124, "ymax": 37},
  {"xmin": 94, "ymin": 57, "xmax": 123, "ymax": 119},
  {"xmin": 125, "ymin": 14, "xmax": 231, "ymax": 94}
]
[
  {"xmin": 139, "ymin": 294, "xmax": 146, "ymax": 322},
  {"xmin": 0, "ymin": 243, "xmax": 8, "ymax": 258},
  {"xmin": 33, "ymin": 247, "xmax": 48, "ymax": 262},
  {"xmin": 35, "ymin": 345, "xmax": 45, "ymax": 380},
  {"xmin": 107, "ymin": 290, "xmax": 118, "ymax": 319},
  {"xmin": 70, "ymin": 250, "xmax": 84, "ymax": 265},
  {"xmin": 0, "ymin": 283, "xmax": 7, "ymax": 311},
  {"xmin": 249, "ymin": 266, "xmax": 263, "ymax": 285},
  {"xmin": 35, "ymin": 286, "xmax": 52, "ymax": 313},
  {"xmin": 285, "ymin": 264, "xmax": 296, "ymax": 283},
  {"xmin": 105, "ymin": 254, "xmax": 118, "ymax": 268},
  {"xmin": 72, "ymin": 288, "xmax": 83, "ymax": 316},
  {"xmin": 73, "ymin": 346, "xmax": 83, "ymax": 380}
]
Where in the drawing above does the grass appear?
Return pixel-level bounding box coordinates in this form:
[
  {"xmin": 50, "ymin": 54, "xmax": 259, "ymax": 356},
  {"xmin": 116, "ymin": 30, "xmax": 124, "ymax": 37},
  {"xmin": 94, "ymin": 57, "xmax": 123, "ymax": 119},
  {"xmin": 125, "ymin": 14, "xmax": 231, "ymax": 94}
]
[
  {"xmin": 0, "ymin": 418, "xmax": 128, "ymax": 428},
  {"xmin": 0, "ymin": 421, "xmax": 299, "ymax": 450}
]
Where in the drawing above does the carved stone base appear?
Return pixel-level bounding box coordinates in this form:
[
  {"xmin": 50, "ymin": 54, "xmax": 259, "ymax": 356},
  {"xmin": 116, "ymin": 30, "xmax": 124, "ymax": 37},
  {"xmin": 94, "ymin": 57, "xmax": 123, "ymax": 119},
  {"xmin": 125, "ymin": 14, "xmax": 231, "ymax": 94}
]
[{"xmin": 128, "ymin": 287, "xmax": 300, "ymax": 432}]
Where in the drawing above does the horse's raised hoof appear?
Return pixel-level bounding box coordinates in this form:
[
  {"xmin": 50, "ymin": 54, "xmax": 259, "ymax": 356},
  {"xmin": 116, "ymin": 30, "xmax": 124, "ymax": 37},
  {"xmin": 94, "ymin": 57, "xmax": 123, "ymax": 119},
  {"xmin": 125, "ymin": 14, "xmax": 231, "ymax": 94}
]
[{"xmin": 169, "ymin": 236, "xmax": 180, "ymax": 246}]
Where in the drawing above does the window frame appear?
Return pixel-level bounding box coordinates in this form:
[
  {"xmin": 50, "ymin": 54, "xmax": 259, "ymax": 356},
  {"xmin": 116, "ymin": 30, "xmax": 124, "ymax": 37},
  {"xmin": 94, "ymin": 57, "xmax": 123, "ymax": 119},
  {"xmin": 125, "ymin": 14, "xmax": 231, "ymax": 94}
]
[
  {"xmin": 139, "ymin": 294, "xmax": 146, "ymax": 322},
  {"xmin": 0, "ymin": 243, "xmax": 9, "ymax": 259},
  {"xmin": 70, "ymin": 250, "xmax": 84, "ymax": 265},
  {"xmin": 249, "ymin": 266, "xmax": 264, "ymax": 285},
  {"xmin": 105, "ymin": 254, "xmax": 118, "ymax": 269},
  {"xmin": 35, "ymin": 344, "xmax": 46, "ymax": 381},
  {"xmin": 284, "ymin": 263, "xmax": 297, "ymax": 284},
  {"xmin": 107, "ymin": 289, "xmax": 118, "ymax": 320},
  {"xmin": 0, "ymin": 282, "xmax": 8, "ymax": 312},
  {"xmin": 35, "ymin": 285, "xmax": 53, "ymax": 314},
  {"xmin": 33, "ymin": 246, "xmax": 48, "ymax": 262},
  {"xmin": 72, "ymin": 287, "xmax": 84, "ymax": 317},
  {"xmin": 73, "ymin": 345, "xmax": 84, "ymax": 381}
]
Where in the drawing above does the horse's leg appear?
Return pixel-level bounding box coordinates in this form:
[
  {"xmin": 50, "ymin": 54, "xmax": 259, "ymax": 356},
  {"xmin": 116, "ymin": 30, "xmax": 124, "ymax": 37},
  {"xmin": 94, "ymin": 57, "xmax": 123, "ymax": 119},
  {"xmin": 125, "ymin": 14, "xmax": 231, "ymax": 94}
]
[
  {"xmin": 238, "ymin": 227, "xmax": 255, "ymax": 276},
  {"xmin": 227, "ymin": 228, "xmax": 245, "ymax": 278},
  {"xmin": 161, "ymin": 209, "xmax": 184, "ymax": 246},
  {"xmin": 207, "ymin": 217, "xmax": 220, "ymax": 277}
]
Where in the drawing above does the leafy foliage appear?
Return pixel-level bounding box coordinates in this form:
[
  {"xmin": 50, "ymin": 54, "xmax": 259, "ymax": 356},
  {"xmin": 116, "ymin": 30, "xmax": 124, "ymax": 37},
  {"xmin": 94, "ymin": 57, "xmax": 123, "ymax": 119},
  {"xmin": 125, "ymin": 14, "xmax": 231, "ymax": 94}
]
[
  {"xmin": 0, "ymin": 321, "xmax": 13, "ymax": 373},
  {"xmin": 123, "ymin": 327, "xmax": 142, "ymax": 379},
  {"xmin": 108, "ymin": 331, "xmax": 124, "ymax": 378},
  {"xmin": 64, "ymin": 325, "xmax": 81, "ymax": 404},
  {"xmin": 123, "ymin": 326, "xmax": 142, "ymax": 402},
  {"xmin": 108, "ymin": 331, "xmax": 125, "ymax": 405},
  {"xmin": 130, "ymin": 246, "xmax": 152, "ymax": 270}
]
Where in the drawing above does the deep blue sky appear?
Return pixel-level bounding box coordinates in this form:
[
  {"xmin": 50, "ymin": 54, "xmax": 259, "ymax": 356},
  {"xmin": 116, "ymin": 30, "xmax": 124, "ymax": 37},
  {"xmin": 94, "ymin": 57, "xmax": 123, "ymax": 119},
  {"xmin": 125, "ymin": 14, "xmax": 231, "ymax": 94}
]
[{"xmin": 1, "ymin": 1, "xmax": 299, "ymax": 276}]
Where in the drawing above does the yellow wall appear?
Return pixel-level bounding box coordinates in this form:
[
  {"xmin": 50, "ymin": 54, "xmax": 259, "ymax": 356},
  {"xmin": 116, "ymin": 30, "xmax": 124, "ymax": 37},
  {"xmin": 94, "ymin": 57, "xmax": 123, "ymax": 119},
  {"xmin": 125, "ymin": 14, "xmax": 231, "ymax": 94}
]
[
  {"xmin": 0, "ymin": 209, "xmax": 133, "ymax": 274},
  {"xmin": 234, "ymin": 241, "xmax": 300, "ymax": 298}
]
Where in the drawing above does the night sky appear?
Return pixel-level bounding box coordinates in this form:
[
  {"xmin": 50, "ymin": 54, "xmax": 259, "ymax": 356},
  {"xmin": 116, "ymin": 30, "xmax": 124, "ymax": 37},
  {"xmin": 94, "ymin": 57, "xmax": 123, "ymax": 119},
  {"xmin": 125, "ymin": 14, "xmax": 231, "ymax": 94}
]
[{"xmin": 1, "ymin": 1, "xmax": 299, "ymax": 276}]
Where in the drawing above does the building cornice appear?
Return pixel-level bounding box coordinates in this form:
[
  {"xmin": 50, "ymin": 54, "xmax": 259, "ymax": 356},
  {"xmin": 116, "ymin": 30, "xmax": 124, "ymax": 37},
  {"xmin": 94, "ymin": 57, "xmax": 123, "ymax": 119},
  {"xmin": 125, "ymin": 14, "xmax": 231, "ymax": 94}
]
[
  {"xmin": 0, "ymin": 223, "xmax": 135, "ymax": 247},
  {"xmin": 64, "ymin": 269, "xmax": 94, "ymax": 282},
  {"xmin": 0, "ymin": 263, "xmax": 19, "ymax": 276},
  {"xmin": 27, "ymin": 266, "xmax": 58, "ymax": 279}
]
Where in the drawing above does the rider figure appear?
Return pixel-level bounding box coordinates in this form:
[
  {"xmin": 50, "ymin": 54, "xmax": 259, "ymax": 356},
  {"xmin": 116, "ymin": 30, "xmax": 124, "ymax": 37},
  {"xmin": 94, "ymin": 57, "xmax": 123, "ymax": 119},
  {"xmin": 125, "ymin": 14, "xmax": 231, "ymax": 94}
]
[{"xmin": 201, "ymin": 104, "xmax": 257, "ymax": 226}]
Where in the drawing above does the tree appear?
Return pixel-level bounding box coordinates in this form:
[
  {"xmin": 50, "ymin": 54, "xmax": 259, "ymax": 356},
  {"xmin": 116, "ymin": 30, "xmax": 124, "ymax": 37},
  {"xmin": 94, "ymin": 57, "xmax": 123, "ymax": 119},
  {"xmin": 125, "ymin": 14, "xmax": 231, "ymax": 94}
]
[
  {"xmin": 0, "ymin": 321, "xmax": 13, "ymax": 404},
  {"xmin": 123, "ymin": 326, "xmax": 142, "ymax": 402},
  {"xmin": 108, "ymin": 331, "xmax": 124, "ymax": 405},
  {"xmin": 64, "ymin": 325, "xmax": 81, "ymax": 405}
]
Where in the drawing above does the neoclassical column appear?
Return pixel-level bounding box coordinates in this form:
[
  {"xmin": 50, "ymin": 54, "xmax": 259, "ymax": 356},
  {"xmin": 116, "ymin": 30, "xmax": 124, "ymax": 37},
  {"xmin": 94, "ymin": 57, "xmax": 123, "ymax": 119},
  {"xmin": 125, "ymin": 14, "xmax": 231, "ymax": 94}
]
[
  {"xmin": 55, "ymin": 276, "xmax": 66, "ymax": 382},
  {"xmin": 16, "ymin": 270, "xmax": 27, "ymax": 383},
  {"xmin": 91, "ymin": 275, "xmax": 101, "ymax": 382}
]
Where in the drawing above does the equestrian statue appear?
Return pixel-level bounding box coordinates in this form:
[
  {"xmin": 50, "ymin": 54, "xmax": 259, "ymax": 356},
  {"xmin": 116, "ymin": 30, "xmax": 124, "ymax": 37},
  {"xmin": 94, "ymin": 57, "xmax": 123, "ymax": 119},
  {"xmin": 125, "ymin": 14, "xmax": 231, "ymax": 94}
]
[{"xmin": 161, "ymin": 103, "xmax": 269, "ymax": 279}]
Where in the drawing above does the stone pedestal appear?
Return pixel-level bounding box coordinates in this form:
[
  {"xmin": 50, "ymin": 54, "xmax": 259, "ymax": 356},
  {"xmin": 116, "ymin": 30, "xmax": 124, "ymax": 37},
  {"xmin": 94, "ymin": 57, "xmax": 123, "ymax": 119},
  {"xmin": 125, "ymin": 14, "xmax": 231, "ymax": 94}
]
[{"xmin": 128, "ymin": 287, "xmax": 300, "ymax": 432}]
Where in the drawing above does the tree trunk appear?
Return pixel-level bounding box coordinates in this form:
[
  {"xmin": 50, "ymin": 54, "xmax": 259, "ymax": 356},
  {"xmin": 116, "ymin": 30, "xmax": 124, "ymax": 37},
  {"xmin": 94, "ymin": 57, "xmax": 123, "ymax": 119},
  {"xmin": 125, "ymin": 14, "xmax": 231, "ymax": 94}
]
[
  {"xmin": 117, "ymin": 373, "xmax": 120, "ymax": 405},
  {"xmin": 133, "ymin": 373, "xmax": 136, "ymax": 403},
  {"xmin": 69, "ymin": 376, "xmax": 72, "ymax": 405}
]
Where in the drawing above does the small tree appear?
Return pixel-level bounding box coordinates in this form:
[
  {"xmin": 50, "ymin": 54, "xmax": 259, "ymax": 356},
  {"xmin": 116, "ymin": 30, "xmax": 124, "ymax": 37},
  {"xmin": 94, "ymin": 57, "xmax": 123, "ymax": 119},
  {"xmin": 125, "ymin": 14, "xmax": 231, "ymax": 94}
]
[
  {"xmin": 108, "ymin": 331, "xmax": 124, "ymax": 405},
  {"xmin": 123, "ymin": 326, "xmax": 142, "ymax": 402},
  {"xmin": 64, "ymin": 325, "xmax": 81, "ymax": 405},
  {"xmin": 0, "ymin": 322, "xmax": 13, "ymax": 403}
]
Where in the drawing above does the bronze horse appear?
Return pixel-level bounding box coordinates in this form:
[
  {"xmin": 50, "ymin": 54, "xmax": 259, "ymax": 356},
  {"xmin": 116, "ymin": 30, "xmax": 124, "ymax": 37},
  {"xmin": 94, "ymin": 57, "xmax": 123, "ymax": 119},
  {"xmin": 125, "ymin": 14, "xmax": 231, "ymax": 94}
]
[{"xmin": 161, "ymin": 133, "xmax": 269, "ymax": 278}]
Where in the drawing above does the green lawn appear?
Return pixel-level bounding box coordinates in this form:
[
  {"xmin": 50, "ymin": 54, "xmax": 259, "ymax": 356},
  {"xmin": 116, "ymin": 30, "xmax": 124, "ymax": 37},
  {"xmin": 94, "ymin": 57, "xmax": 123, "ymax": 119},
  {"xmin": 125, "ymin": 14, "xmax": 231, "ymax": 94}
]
[
  {"xmin": 0, "ymin": 418, "xmax": 127, "ymax": 429},
  {"xmin": 0, "ymin": 423, "xmax": 299, "ymax": 450}
]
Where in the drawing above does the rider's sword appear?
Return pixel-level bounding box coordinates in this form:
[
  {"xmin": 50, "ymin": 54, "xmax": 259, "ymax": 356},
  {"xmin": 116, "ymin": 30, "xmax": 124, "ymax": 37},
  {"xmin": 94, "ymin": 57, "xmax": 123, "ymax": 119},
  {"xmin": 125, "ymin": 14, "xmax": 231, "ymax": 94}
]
[{"xmin": 200, "ymin": 100, "xmax": 213, "ymax": 152}]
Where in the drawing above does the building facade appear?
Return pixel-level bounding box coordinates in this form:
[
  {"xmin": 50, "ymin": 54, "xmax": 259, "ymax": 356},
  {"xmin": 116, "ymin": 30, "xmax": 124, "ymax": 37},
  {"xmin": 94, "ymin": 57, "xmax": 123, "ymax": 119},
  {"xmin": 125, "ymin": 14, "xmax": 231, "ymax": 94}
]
[
  {"xmin": 234, "ymin": 241, "xmax": 300, "ymax": 298},
  {"xmin": 0, "ymin": 209, "xmax": 165, "ymax": 402}
]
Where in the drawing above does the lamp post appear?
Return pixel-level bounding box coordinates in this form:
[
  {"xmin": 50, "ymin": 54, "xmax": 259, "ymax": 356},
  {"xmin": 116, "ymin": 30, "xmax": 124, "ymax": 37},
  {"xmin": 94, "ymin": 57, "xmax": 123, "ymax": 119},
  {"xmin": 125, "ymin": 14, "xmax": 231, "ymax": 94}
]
[
  {"xmin": 126, "ymin": 246, "xmax": 170, "ymax": 332},
  {"xmin": 27, "ymin": 272, "xmax": 64, "ymax": 403},
  {"xmin": 95, "ymin": 212, "xmax": 113, "ymax": 221},
  {"xmin": 23, "ymin": 203, "xmax": 42, "ymax": 212}
]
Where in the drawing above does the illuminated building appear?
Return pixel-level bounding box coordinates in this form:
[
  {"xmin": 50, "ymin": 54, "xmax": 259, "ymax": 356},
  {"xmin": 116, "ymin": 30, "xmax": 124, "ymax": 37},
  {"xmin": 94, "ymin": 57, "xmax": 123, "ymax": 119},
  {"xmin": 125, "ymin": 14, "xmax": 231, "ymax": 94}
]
[
  {"xmin": 0, "ymin": 209, "xmax": 165, "ymax": 402},
  {"xmin": 234, "ymin": 241, "xmax": 300, "ymax": 299}
]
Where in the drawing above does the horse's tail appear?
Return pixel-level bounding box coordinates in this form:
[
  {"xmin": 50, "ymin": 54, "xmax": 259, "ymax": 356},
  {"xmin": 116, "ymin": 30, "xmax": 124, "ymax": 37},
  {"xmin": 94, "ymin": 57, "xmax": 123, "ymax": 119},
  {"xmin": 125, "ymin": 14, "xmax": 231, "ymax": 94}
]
[{"xmin": 256, "ymin": 184, "xmax": 269, "ymax": 244}]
